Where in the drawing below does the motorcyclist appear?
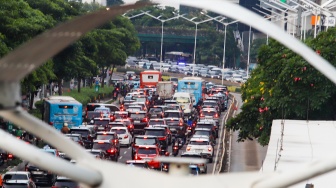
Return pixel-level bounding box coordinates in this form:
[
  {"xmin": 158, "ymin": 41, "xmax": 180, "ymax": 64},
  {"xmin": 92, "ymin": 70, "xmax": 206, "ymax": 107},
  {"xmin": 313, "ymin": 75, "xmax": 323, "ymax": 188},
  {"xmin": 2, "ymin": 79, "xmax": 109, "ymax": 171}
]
[{"xmin": 61, "ymin": 123, "xmax": 70, "ymax": 134}]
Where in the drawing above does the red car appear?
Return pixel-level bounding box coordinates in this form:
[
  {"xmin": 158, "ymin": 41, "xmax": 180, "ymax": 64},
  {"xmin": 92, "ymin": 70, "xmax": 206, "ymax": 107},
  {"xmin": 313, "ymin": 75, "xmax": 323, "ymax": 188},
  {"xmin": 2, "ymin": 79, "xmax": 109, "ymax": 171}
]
[{"xmin": 134, "ymin": 145, "xmax": 169, "ymax": 170}]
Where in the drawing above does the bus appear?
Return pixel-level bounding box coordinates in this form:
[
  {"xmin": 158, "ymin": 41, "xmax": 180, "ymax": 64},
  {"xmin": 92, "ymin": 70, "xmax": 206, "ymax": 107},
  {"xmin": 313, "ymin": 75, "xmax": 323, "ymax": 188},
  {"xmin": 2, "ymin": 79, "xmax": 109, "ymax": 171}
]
[
  {"xmin": 43, "ymin": 96, "xmax": 83, "ymax": 130},
  {"xmin": 140, "ymin": 70, "xmax": 162, "ymax": 88},
  {"xmin": 177, "ymin": 77, "xmax": 206, "ymax": 106}
]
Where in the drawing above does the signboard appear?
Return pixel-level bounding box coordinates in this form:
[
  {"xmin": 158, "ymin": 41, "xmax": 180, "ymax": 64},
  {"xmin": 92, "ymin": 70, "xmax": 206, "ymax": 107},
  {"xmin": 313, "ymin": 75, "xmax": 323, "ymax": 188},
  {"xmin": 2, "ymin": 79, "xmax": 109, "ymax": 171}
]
[
  {"xmin": 311, "ymin": 15, "xmax": 336, "ymax": 27},
  {"xmin": 325, "ymin": 17, "xmax": 336, "ymax": 27}
]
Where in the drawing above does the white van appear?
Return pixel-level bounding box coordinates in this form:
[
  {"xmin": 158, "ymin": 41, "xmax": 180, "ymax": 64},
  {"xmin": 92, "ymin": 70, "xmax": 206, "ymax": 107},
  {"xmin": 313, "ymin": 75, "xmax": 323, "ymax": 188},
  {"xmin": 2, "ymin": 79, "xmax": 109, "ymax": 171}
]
[{"xmin": 173, "ymin": 92, "xmax": 193, "ymax": 117}]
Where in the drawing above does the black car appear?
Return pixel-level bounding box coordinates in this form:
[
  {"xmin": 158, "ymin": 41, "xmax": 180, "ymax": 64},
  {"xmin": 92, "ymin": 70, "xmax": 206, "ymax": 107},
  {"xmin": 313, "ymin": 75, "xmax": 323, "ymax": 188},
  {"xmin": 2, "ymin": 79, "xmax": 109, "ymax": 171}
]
[
  {"xmin": 93, "ymin": 118, "xmax": 110, "ymax": 132},
  {"xmin": 128, "ymin": 111, "xmax": 149, "ymax": 134},
  {"xmin": 95, "ymin": 131, "xmax": 120, "ymax": 153},
  {"xmin": 53, "ymin": 176, "xmax": 79, "ymax": 188},
  {"xmin": 25, "ymin": 163, "xmax": 56, "ymax": 186},
  {"xmin": 144, "ymin": 127, "xmax": 169, "ymax": 150},
  {"xmin": 69, "ymin": 126, "xmax": 95, "ymax": 149},
  {"xmin": 131, "ymin": 135, "xmax": 160, "ymax": 160},
  {"xmin": 92, "ymin": 140, "xmax": 118, "ymax": 161},
  {"xmin": 164, "ymin": 118, "xmax": 187, "ymax": 139}
]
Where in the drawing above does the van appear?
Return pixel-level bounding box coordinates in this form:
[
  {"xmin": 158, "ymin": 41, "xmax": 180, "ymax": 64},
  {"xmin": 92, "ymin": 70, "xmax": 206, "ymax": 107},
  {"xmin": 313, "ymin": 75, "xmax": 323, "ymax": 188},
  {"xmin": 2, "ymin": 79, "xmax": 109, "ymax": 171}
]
[{"xmin": 172, "ymin": 92, "xmax": 193, "ymax": 117}]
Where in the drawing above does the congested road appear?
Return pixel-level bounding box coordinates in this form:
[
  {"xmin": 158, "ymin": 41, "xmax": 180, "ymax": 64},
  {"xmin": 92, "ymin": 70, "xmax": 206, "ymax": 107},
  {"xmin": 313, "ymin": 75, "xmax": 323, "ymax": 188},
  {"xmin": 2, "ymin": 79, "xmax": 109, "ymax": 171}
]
[{"xmin": 116, "ymin": 102, "xmax": 231, "ymax": 174}]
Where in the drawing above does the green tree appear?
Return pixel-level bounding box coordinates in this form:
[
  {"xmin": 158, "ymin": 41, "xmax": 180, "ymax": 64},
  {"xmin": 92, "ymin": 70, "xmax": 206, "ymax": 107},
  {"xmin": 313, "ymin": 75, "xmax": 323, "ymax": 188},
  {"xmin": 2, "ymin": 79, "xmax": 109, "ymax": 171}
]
[{"xmin": 227, "ymin": 28, "xmax": 336, "ymax": 146}]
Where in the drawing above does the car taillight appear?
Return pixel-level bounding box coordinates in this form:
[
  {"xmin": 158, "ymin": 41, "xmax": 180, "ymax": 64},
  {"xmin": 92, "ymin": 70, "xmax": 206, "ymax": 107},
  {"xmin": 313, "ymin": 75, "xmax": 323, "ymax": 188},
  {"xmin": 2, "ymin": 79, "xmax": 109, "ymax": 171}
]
[
  {"xmin": 158, "ymin": 136, "xmax": 166, "ymax": 141},
  {"xmin": 173, "ymin": 146, "xmax": 178, "ymax": 149},
  {"xmin": 141, "ymin": 118, "xmax": 148, "ymax": 122},
  {"xmin": 129, "ymin": 125, "xmax": 134, "ymax": 129},
  {"xmin": 214, "ymin": 113, "xmax": 218, "ymax": 118},
  {"xmin": 186, "ymin": 147, "xmax": 191, "ymax": 151},
  {"xmin": 107, "ymin": 149, "xmax": 115, "ymax": 153},
  {"xmin": 49, "ymin": 122, "xmax": 53, "ymax": 125},
  {"xmin": 208, "ymin": 147, "xmax": 212, "ymax": 151},
  {"xmin": 200, "ymin": 114, "xmax": 204, "ymax": 117},
  {"xmin": 114, "ymin": 139, "xmax": 119, "ymax": 143},
  {"xmin": 135, "ymin": 154, "xmax": 141, "ymax": 160},
  {"xmin": 187, "ymin": 127, "xmax": 192, "ymax": 130},
  {"xmin": 124, "ymin": 135, "xmax": 128, "ymax": 139}
]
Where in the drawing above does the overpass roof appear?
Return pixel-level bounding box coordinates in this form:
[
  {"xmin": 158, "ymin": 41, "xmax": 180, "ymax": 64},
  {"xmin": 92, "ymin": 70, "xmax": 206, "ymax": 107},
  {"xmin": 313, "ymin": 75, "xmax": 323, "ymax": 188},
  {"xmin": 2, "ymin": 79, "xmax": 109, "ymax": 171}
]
[{"xmin": 262, "ymin": 119, "xmax": 336, "ymax": 187}]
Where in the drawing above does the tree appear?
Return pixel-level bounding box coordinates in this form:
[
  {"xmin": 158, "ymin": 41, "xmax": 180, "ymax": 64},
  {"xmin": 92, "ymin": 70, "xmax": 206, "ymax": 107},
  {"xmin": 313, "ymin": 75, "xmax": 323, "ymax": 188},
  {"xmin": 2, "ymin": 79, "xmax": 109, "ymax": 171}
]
[
  {"xmin": 226, "ymin": 28, "xmax": 336, "ymax": 146},
  {"xmin": 106, "ymin": 0, "xmax": 124, "ymax": 6}
]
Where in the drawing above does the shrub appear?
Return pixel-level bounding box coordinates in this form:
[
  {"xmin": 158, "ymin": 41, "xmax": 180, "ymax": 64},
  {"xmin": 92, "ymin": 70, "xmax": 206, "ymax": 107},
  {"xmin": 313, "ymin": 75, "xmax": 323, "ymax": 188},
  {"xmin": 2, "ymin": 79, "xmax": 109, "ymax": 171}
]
[{"xmin": 235, "ymin": 87, "xmax": 241, "ymax": 93}]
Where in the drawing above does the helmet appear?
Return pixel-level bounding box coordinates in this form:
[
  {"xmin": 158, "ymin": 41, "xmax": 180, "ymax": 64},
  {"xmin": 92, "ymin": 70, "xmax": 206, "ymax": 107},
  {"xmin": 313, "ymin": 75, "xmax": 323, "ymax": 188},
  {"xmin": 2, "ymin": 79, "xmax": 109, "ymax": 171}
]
[
  {"xmin": 64, "ymin": 123, "xmax": 68, "ymax": 127},
  {"xmin": 90, "ymin": 120, "xmax": 94, "ymax": 124}
]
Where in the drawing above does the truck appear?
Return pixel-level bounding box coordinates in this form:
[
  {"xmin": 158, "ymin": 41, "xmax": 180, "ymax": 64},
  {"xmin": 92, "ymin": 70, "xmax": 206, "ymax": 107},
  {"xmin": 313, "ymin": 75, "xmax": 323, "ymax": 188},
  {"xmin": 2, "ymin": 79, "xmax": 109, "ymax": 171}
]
[
  {"xmin": 156, "ymin": 81, "xmax": 175, "ymax": 100},
  {"xmin": 140, "ymin": 70, "xmax": 162, "ymax": 89}
]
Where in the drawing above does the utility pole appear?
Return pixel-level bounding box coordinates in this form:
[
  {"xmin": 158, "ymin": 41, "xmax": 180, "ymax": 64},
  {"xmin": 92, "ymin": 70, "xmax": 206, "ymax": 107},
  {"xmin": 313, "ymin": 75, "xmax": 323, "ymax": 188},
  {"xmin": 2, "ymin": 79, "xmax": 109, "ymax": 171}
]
[{"xmin": 297, "ymin": 6, "xmax": 302, "ymax": 38}]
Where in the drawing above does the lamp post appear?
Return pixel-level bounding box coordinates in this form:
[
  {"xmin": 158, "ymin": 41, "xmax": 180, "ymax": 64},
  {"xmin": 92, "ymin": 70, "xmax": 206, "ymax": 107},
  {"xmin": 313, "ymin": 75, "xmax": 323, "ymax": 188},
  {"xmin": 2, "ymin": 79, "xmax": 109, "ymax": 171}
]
[
  {"xmin": 247, "ymin": 25, "xmax": 252, "ymax": 78},
  {"xmin": 143, "ymin": 12, "xmax": 183, "ymax": 72},
  {"xmin": 181, "ymin": 15, "xmax": 221, "ymax": 76},
  {"xmin": 216, "ymin": 20, "xmax": 239, "ymax": 85}
]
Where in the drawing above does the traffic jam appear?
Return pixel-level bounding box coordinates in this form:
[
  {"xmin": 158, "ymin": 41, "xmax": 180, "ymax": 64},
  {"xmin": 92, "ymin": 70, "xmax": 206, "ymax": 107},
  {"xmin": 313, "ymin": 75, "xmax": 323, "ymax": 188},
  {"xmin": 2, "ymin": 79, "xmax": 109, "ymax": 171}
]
[
  {"xmin": 8, "ymin": 70, "xmax": 231, "ymax": 188},
  {"xmin": 76, "ymin": 70, "xmax": 230, "ymax": 175}
]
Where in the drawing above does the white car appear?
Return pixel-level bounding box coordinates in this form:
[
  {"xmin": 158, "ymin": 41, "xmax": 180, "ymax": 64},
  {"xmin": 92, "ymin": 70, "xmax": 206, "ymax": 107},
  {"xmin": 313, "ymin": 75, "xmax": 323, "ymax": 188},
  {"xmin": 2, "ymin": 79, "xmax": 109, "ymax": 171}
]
[
  {"xmin": 3, "ymin": 171, "xmax": 36, "ymax": 188},
  {"xmin": 111, "ymin": 127, "xmax": 132, "ymax": 147},
  {"xmin": 186, "ymin": 135, "xmax": 214, "ymax": 163}
]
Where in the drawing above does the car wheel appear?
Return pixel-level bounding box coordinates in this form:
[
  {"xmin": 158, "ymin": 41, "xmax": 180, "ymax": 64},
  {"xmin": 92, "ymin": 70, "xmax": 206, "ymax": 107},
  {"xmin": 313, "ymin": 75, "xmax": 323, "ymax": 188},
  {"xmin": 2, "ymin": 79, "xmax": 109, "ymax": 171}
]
[{"xmin": 209, "ymin": 158, "xmax": 213, "ymax": 163}]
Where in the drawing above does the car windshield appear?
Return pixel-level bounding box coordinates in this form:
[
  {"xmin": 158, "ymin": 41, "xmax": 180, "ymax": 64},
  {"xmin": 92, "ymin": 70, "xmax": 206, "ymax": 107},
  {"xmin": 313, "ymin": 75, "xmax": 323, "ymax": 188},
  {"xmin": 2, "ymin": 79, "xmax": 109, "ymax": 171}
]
[
  {"xmin": 194, "ymin": 131, "xmax": 210, "ymax": 136},
  {"xmin": 94, "ymin": 120, "xmax": 109, "ymax": 126},
  {"xmin": 189, "ymin": 141, "xmax": 209, "ymax": 145},
  {"xmin": 170, "ymin": 78, "xmax": 178, "ymax": 82},
  {"xmin": 70, "ymin": 130, "xmax": 88, "ymax": 136},
  {"xmin": 3, "ymin": 174, "xmax": 27, "ymax": 181},
  {"xmin": 135, "ymin": 98, "xmax": 146, "ymax": 103},
  {"xmin": 94, "ymin": 109, "xmax": 110, "ymax": 113},
  {"xmin": 138, "ymin": 148, "xmax": 157, "ymax": 155},
  {"xmin": 203, "ymin": 102, "xmax": 216, "ymax": 106},
  {"xmin": 114, "ymin": 114, "xmax": 128, "ymax": 119},
  {"xmin": 112, "ymin": 129, "xmax": 126, "ymax": 134},
  {"xmin": 149, "ymin": 108, "xmax": 163, "ymax": 113},
  {"xmin": 135, "ymin": 138, "xmax": 156, "ymax": 145},
  {"xmin": 149, "ymin": 120, "xmax": 164, "ymax": 125},
  {"xmin": 201, "ymin": 111, "xmax": 216, "ymax": 116},
  {"xmin": 164, "ymin": 112, "xmax": 180, "ymax": 118},
  {"xmin": 166, "ymin": 106, "xmax": 179, "ymax": 111},
  {"xmin": 130, "ymin": 113, "xmax": 146, "ymax": 119},
  {"xmin": 96, "ymin": 134, "xmax": 115, "ymax": 140},
  {"xmin": 167, "ymin": 120, "xmax": 179, "ymax": 125},
  {"xmin": 92, "ymin": 143, "xmax": 110, "ymax": 150},
  {"xmin": 196, "ymin": 124, "xmax": 213, "ymax": 129},
  {"xmin": 173, "ymin": 97, "xmax": 190, "ymax": 103},
  {"xmin": 115, "ymin": 120, "xmax": 130, "ymax": 125},
  {"xmin": 144, "ymin": 130, "xmax": 165, "ymax": 136},
  {"xmin": 67, "ymin": 136, "xmax": 80, "ymax": 142}
]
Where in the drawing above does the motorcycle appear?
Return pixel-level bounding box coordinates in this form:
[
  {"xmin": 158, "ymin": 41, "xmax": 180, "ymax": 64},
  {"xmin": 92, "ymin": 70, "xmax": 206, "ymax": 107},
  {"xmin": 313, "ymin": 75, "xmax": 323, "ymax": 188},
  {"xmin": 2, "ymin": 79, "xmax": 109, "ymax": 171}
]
[{"xmin": 172, "ymin": 142, "xmax": 179, "ymax": 157}]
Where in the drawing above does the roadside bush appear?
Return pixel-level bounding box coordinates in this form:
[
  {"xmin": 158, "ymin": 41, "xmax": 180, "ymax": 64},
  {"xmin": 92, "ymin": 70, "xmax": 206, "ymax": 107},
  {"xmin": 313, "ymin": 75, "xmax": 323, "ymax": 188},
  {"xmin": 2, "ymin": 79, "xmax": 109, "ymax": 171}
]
[
  {"xmin": 116, "ymin": 67, "xmax": 142, "ymax": 75},
  {"xmin": 63, "ymin": 86, "xmax": 114, "ymax": 106},
  {"xmin": 235, "ymin": 87, "xmax": 241, "ymax": 93}
]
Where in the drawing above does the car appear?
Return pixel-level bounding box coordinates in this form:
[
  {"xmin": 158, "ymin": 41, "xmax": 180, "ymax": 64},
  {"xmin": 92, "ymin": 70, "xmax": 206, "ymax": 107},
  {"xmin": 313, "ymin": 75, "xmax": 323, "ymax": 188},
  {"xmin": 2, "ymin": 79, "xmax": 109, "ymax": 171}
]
[
  {"xmin": 25, "ymin": 150, "xmax": 58, "ymax": 186},
  {"xmin": 193, "ymin": 128, "xmax": 216, "ymax": 146},
  {"xmin": 125, "ymin": 160, "xmax": 151, "ymax": 169},
  {"xmin": 113, "ymin": 111, "xmax": 129, "ymax": 119},
  {"xmin": 189, "ymin": 165, "xmax": 201, "ymax": 176},
  {"xmin": 133, "ymin": 96, "xmax": 150, "ymax": 108},
  {"xmin": 125, "ymin": 105, "xmax": 143, "ymax": 113},
  {"xmin": 163, "ymin": 100, "xmax": 178, "ymax": 106},
  {"xmin": 52, "ymin": 176, "xmax": 79, "ymax": 188},
  {"xmin": 144, "ymin": 127, "xmax": 170, "ymax": 151},
  {"xmin": 114, "ymin": 118, "xmax": 134, "ymax": 136},
  {"xmin": 111, "ymin": 127, "xmax": 133, "ymax": 147},
  {"xmin": 164, "ymin": 110, "xmax": 184, "ymax": 120},
  {"xmin": 93, "ymin": 117, "xmax": 110, "ymax": 132},
  {"xmin": 3, "ymin": 171, "xmax": 36, "ymax": 188},
  {"xmin": 128, "ymin": 111, "xmax": 149, "ymax": 134},
  {"xmin": 92, "ymin": 140, "xmax": 118, "ymax": 161},
  {"xmin": 147, "ymin": 106, "xmax": 166, "ymax": 118},
  {"xmin": 196, "ymin": 120, "xmax": 218, "ymax": 138},
  {"xmin": 199, "ymin": 108, "xmax": 220, "ymax": 126},
  {"xmin": 147, "ymin": 118, "xmax": 167, "ymax": 127},
  {"xmin": 150, "ymin": 124, "xmax": 172, "ymax": 145},
  {"xmin": 164, "ymin": 117, "xmax": 187, "ymax": 138},
  {"xmin": 134, "ymin": 145, "xmax": 169, "ymax": 170},
  {"xmin": 65, "ymin": 134, "xmax": 85, "ymax": 147},
  {"xmin": 186, "ymin": 136, "xmax": 214, "ymax": 163},
  {"xmin": 95, "ymin": 131, "xmax": 120, "ymax": 152},
  {"xmin": 165, "ymin": 104, "xmax": 184, "ymax": 116},
  {"xmin": 181, "ymin": 151, "xmax": 208, "ymax": 174},
  {"xmin": 202, "ymin": 100, "xmax": 220, "ymax": 114},
  {"xmin": 131, "ymin": 135, "xmax": 160, "ymax": 160},
  {"xmin": 93, "ymin": 106, "xmax": 111, "ymax": 118},
  {"xmin": 108, "ymin": 122, "xmax": 127, "ymax": 130},
  {"xmin": 86, "ymin": 149, "xmax": 109, "ymax": 160},
  {"xmin": 69, "ymin": 126, "xmax": 95, "ymax": 149}
]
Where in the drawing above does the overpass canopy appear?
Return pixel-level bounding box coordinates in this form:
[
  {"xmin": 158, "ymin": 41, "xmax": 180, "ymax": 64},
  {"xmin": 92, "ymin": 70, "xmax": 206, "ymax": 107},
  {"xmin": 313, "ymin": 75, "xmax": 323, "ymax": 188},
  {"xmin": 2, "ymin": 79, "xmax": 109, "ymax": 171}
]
[{"xmin": 262, "ymin": 119, "xmax": 336, "ymax": 187}]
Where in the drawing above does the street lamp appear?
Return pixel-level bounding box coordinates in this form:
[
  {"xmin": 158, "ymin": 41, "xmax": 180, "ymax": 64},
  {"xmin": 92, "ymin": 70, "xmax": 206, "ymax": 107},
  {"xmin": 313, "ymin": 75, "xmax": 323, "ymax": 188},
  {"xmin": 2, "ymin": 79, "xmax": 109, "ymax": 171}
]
[
  {"xmin": 216, "ymin": 19, "xmax": 239, "ymax": 84},
  {"xmin": 143, "ymin": 12, "xmax": 183, "ymax": 72},
  {"xmin": 247, "ymin": 25, "xmax": 252, "ymax": 78},
  {"xmin": 181, "ymin": 15, "xmax": 222, "ymax": 76}
]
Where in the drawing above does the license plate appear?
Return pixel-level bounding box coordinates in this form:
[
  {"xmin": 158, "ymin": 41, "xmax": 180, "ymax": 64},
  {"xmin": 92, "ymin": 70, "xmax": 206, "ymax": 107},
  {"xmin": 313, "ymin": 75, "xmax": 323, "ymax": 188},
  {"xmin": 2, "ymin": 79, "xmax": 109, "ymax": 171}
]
[
  {"xmin": 32, "ymin": 171, "xmax": 44, "ymax": 174},
  {"xmin": 187, "ymin": 130, "xmax": 191, "ymax": 132},
  {"xmin": 98, "ymin": 127, "xmax": 105, "ymax": 130},
  {"xmin": 195, "ymin": 149, "xmax": 203, "ymax": 153},
  {"xmin": 205, "ymin": 116, "xmax": 212, "ymax": 119},
  {"xmin": 170, "ymin": 128, "xmax": 176, "ymax": 131},
  {"xmin": 135, "ymin": 121, "xmax": 140, "ymax": 123}
]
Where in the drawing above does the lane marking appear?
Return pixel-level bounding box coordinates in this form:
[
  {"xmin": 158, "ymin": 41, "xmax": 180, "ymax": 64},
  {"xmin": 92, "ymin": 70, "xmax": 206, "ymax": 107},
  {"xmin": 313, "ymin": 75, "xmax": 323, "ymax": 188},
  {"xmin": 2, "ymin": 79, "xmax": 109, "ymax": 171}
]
[
  {"xmin": 124, "ymin": 151, "xmax": 127, "ymax": 154},
  {"xmin": 119, "ymin": 156, "xmax": 123, "ymax": 159}
]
